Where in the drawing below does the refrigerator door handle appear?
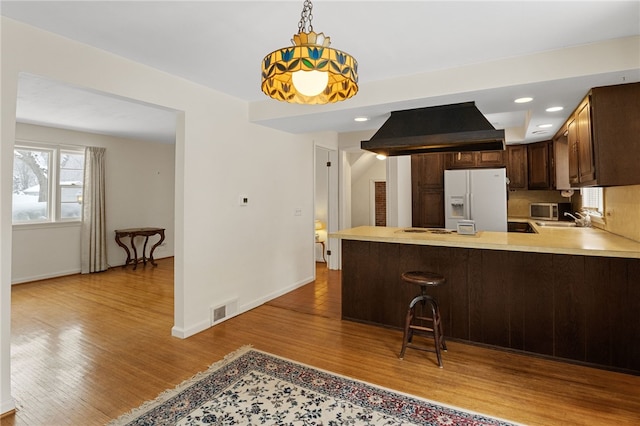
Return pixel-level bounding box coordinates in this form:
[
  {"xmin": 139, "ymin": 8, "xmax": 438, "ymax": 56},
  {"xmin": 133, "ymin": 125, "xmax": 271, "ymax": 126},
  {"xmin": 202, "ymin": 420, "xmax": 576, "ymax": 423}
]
[{"xmin": 466, "ymin": 193, "xmax": 472, "ymax": 220}]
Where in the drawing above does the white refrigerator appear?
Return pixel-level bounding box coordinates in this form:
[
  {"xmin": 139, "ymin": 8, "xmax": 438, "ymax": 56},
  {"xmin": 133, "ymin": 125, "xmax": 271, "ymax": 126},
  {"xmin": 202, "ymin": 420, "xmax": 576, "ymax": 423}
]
[{"xmin": 444, "ymin": 168, "xmax": 507, "ymax": 232}]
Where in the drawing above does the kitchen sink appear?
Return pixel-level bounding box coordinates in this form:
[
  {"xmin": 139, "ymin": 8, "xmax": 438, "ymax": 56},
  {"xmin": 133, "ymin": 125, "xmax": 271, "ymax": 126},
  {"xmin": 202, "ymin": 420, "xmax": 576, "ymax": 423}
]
[
  {"xmin": 535, "ymin": 221, "xmax": 577, "ymax": 228},
  {"xmin": 507, "ymin": 221, "xmax": 537, "ymax": 233}
]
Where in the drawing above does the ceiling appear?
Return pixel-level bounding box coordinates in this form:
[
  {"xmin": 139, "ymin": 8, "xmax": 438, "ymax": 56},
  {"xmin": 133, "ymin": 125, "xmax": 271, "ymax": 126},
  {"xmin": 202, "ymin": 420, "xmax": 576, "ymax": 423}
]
[{"xmin": 3, "ymin": 1, "xmax": 640, "ymax": 145}]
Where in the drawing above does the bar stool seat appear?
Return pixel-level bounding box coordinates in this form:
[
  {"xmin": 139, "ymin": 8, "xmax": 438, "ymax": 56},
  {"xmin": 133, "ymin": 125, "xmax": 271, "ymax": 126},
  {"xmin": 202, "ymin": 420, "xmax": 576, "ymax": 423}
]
[{"xmin": 399, "ymin": 271, "xmax": 447, "ymax": 367}]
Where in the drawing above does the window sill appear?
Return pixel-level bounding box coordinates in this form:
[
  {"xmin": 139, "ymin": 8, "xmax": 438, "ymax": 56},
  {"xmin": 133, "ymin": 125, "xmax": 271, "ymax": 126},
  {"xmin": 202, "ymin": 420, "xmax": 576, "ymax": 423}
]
[
  {"xmin": 589, "ymin": 214, "xmax": 606, "ymax": 230},
  {"xmin": 13, "ymin": 221, "xmax": 82, "ymax": 231}
]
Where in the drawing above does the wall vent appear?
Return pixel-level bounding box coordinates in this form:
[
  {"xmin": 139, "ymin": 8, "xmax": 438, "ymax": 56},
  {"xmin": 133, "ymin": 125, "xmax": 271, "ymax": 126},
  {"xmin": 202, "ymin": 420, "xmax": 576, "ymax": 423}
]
[
  {"xmin": 210, "ymin": 298, "xmax": 239, "ymax": 326},
  {"xmin": 213, "ymin": 306, "xmax": 226, "ymax": 322}
]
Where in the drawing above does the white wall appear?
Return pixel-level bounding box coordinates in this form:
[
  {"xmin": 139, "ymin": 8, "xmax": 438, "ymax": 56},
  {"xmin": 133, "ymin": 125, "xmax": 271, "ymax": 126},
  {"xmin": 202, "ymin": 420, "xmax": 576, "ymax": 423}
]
[
  {"xmin": 12, "ymin": 123, "xmax": 175, "ymax": 283},
  {"xmin": 1, "ymin": 17, "xmax": 321, "ymax": 414},
  {"xmin": 386, "ymin": 156, "xmax": 412, "ymax": 228},
  {"xmin": 337, "ymin": 130, "xmax": 378, "ymax": 231}
]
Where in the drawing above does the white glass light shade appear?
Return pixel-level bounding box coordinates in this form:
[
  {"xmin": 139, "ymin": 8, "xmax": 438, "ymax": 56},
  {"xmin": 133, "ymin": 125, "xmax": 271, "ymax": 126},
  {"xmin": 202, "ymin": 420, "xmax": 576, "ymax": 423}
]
[{"xmin": 292, "ymin": 70, "xmax": 329, "ymax": 97}]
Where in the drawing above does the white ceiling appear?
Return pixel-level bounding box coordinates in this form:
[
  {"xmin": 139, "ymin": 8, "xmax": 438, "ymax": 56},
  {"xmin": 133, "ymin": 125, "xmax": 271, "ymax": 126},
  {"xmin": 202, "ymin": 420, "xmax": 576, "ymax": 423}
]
[{"xmin": 3, "ymin": 1, "xmax": 640, "ymax": 145}]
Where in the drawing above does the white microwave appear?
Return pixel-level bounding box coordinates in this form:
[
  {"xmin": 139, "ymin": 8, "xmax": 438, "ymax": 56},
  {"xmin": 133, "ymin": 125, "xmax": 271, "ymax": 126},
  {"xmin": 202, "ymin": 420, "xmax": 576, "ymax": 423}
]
[{"xmin": 529, "ymin": 203, "xmax": 572, "ymax": 221}]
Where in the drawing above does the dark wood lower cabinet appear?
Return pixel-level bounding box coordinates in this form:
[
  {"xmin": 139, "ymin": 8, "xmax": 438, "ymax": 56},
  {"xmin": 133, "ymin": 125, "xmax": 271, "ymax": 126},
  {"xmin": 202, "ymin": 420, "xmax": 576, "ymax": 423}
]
[{"xmin": 341, "ymin": 240, "xmax": 640, "ymax": 374}]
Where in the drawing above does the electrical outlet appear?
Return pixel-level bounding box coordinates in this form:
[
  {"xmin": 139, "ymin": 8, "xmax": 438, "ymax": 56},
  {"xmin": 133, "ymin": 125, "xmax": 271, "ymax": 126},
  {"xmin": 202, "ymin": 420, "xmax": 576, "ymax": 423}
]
[
  {"xmin": 294, "ymin": 208, "xmax": 302, "ymax": 216},
  {"xmin": 239, "ymin": 195, "xmax": 249, "ymax": 206}
]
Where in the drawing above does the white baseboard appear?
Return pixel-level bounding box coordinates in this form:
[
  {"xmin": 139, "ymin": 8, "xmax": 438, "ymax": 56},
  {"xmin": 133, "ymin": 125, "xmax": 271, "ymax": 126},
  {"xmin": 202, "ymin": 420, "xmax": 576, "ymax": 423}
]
[
  {"xmin": 171, "ymin": 318, "xmax": 210, "ymax": 339},
  {"xmin": 11, "ymin": 269, "xmax": 81, "ymax": 285},
  {"xmin": 245, "ymin": 274, "xmax": 315, "ymax": 308},
  {"xmin": 12, "ymin": 256, "xmax": 175, "ymax": 285},
  {"xmin": 172, "ymin": 274, "xmax": 315, "ymax": 339},
  {"xmin": 1, "ymin": 397, "xmax": 16, "ymax": 417}
]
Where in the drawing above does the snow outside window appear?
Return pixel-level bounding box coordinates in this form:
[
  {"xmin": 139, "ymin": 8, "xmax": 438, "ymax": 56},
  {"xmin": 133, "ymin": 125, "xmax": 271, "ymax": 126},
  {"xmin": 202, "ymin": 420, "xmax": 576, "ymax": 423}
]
[{"xmin": 13, "ymin": 144, "xmax": 85, "ymax": 224}]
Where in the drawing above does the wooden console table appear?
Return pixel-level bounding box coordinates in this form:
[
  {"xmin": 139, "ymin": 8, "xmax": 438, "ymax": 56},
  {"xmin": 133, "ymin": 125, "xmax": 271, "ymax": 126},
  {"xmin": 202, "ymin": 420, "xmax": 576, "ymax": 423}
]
[{"xmin": 114, "ymin": 227, "xmax": 165, "ymax": 269}]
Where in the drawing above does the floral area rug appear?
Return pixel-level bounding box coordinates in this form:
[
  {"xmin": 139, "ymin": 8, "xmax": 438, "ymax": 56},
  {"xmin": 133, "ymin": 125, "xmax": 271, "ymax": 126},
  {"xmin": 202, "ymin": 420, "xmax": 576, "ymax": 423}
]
[{"xmin": 108, "ymin": 346, "xmax": 520, "ymax": 426}]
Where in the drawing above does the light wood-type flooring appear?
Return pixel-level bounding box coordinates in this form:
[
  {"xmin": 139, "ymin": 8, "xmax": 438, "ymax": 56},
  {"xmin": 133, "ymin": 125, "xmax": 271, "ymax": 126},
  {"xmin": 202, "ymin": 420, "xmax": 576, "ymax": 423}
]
[{"xmin": 4, "ymin": 258, "xmax": 640, "ymax": 425}]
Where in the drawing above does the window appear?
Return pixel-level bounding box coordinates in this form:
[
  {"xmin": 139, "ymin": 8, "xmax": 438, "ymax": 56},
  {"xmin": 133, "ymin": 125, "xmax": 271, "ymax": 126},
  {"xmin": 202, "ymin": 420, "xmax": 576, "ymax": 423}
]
[
  {"xmin": 59, "ymin": 149, "xmax": 85, "ymax": 219},
  {"xmin": 13, "ymin": 144, "xmax": 85, "ymax": 224},
  {"xmin": 581, "ymin": 187, "xmax": 603, "ymax": 216}
]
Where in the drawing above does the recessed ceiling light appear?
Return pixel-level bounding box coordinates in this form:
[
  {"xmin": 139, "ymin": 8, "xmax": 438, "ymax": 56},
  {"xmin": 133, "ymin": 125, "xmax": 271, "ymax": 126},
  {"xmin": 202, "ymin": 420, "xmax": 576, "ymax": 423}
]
[
  {"xmin": 546, "ymin": 106, "xmax": 564, "ymax": 112},
  {"xmin": 375, "ymin": 154, "xmax": 387, "ymax": 160},
  {"xmin": 514, "ymin": 97, "xmax": 533, "ymax": 104},
  {"xmin": 537, "ymin": 124, "xmax": 553, "ymax": 128},
  {"xmin": 354, "ymin": 116, "xmax": 369, "ymax": 122},
  {"xmin": 532, "ymin": 130, "xmax": 548, "ymax": 134}
]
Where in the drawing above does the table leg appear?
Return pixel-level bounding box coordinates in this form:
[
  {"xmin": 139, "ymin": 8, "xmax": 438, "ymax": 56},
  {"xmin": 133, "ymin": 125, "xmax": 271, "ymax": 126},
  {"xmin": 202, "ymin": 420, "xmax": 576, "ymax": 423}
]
[
  {"xmin": 130, "ymin": 237, "xmax": 139, "ymax": 270},
  {"xmin": 142, "ymin": 236, "xmax": 150, "ymax": 266},
  {"xmin": 148, "ymin": 230, "xmax": 165, "ymax": 267},
  {"xmin": 115, "ymin": 234, "xmax": 132, "ymax": 268}
]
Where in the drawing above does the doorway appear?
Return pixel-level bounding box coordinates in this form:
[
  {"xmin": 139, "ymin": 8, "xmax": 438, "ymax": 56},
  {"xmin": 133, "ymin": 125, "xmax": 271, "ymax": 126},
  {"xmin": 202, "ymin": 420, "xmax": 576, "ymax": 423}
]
[
  {"xmin": 314, "ymin": 145, "xmax": 338, "ymax": 269},
  {"xmin": 371, "ymin": 180, "xmax": 387, "ymax": 226}
]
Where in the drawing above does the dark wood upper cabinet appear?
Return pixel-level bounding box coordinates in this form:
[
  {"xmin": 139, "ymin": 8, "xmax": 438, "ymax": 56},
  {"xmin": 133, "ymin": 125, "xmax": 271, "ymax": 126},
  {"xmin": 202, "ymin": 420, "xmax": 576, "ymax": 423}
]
[
  {"xmin": 411, "ymin": 153, "xmax": 446, "ymax": 228},
  {"xmin": 567, "ymin": 116, "xmax": 580, "ymax": 186},
  {"xmin": 477, "ymin": 150, "xmax": 506, "ymax": 168},
  {"xmin": 567, "ymin": 98, "xmax": 595, "ymax": 186},
  {"xmin": 448, "ymin": 151, "xmax": 476, "ymax": 169},
  {"xmin": 527, "ymin": 141, "xmax": 554, "ymax": 190},
  {"xmin": 558, "ymin": 82, "xmax": 640, "ymax": 187},
  {"xmin": 506, "ymin": 145, "xmax": 528, "ymax": 190},
  {"xmin": 506, "ymin": 142, "xmax": 556, "ymax": 190},
  {"xmin": 448, "ymin": 150, "xmax": 506, "ymax": 169},
  {"xmin": 576, "ymin": 100, "xmax": 596, "ymax": 184}
]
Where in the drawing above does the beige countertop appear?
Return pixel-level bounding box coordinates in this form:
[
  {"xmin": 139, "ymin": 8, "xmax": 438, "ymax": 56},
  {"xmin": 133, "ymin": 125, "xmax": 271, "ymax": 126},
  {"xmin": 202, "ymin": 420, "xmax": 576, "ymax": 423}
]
[{"xmin": 330, "ymin": 221, "xmax": 640, "ymax": 259}]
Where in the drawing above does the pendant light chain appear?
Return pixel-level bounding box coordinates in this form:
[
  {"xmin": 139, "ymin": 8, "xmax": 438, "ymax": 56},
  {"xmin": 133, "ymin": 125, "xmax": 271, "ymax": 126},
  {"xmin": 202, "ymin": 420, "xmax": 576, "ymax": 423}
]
[{"xmin": 297, "ymin": 0, "xmax": 314, "ymax": 34}]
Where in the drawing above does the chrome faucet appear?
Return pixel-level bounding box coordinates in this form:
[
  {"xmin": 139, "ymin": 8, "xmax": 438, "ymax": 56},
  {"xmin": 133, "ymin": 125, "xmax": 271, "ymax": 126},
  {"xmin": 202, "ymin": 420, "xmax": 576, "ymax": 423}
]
[
  {"xmin": 564, "ymin": 212, "xmax": 579, "ymax": 221},
  {"xmin": 564, "ymin": 211, "xmax": 591, "ymax": 227}
]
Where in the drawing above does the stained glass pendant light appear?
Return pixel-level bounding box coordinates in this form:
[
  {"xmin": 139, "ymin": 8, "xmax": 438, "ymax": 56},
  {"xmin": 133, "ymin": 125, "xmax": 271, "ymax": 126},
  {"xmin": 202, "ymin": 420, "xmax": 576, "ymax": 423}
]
[{"xmin": 261, "ymin": 0, "xmax": 358, "ymax": 104}]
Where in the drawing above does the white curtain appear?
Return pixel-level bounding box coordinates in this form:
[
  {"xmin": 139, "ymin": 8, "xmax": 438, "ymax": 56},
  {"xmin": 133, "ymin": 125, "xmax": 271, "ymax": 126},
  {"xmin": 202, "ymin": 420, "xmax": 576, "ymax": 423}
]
[{"xmin": 81, "ymin": 146, "xmax": 108, "ymax": 273}]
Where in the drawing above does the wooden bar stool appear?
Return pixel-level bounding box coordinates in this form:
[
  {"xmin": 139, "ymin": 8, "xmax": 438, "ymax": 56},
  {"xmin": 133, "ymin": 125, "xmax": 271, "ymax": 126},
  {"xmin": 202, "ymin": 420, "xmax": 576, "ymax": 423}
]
[{"xmin": 399, "ymin": 271, "xmax": 447, "ymax": 367}]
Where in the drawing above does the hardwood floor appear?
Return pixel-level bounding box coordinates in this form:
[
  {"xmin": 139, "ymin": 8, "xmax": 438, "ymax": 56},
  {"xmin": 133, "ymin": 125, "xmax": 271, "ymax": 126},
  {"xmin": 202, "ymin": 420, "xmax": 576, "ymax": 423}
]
[{"xmin": 5, "ymin": 258, "xmax": 640, "ymax": 425}]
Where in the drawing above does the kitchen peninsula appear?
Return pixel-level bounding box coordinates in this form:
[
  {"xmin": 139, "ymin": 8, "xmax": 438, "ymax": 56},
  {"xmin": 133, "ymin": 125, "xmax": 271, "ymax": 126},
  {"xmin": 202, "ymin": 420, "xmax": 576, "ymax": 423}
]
[{"xmin": 331, "ymin": 225, "xmax": 640, "ymax": 374}]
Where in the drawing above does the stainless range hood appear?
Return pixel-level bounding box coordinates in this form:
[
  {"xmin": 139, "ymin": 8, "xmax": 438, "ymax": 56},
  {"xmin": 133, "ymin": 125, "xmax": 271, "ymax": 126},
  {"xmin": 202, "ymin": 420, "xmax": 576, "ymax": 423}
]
[{"xmin": 361, "ymin": 102, "xmax": 505, "ymax": 156}]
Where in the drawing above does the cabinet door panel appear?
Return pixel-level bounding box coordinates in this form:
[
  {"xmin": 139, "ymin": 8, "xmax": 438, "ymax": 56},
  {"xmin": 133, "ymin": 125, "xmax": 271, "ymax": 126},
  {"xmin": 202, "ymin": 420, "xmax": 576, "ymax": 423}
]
[
  {"xmin": 449, "ymin": 152, "xmax": 476, "ymax": 168},
  {"xmin": 411, "ymin": 154, "xmax": 444, "ymax": 187},
  {"xmin": 528, "ymin": 142, "xmax": 551, "ymax": 189},
  {"xmin": 506, "ymin": 145, "xmax": 527, "ymax": 190},
  {"xmin": 413, "ymin": 190, "xmax": 444, "ymax": 228},
  {"xmin": 448, "ymin": 151, "xmax": 506, "ymax": 169},
  {"xmin": 477, "ymin": 150, "xmax": 506, "ymax": 167},
  {"xmin": 577, "ymin": 101, "xmax": 596, "ymax": 184},
  {"xmin": 567, "ymin": 118, "xmax": 579, "ymax": 185},
  {"xmin": 411, "ymin": 154, "xmax": 446, "ymax": 228}
]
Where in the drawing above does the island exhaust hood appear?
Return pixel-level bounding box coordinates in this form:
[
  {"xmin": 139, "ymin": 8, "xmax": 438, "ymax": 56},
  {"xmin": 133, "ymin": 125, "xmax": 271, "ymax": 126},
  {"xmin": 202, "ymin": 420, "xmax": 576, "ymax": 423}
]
[{"xmin": 361, "ymin": 102, "xmax": 505, "ymax": 156}]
